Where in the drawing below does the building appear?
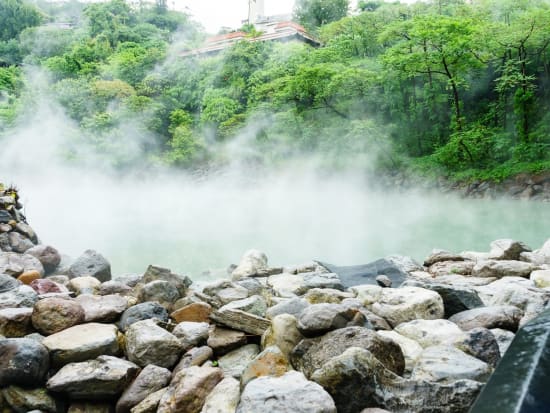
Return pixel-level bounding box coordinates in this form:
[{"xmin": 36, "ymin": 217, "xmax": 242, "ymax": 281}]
[{"xmin": 180, "ymin": 0, "xmax": 320, "ymax": 58}]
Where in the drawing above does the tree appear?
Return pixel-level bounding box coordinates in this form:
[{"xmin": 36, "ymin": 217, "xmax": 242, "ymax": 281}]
[
  {"xmin": 294, "ymin": 0, "xmax": 350, "ymax": 29},
  {"xmin": 0, "ymin": 0, "xmax": 43, "ymax": 42}
]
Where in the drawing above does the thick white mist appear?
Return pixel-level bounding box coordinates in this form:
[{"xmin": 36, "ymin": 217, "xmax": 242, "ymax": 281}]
[{"xmin": 1, "ymin": 69, "xmax": 548, "ymax": 279}]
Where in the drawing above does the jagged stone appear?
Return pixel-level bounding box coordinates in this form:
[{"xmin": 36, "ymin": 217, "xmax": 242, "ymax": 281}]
[
  {"xmin": 157, "ymin": 366, "xmax": 223, "ymax": 413},
  {"xmin": 8, "ymin": 232, "xmax": 34, "ymax": 253},
  {"xmin": 68, "ymin": 250, "xmax": 111, "ymax": 282},
  {"xmin": 261, "ymin": 313, "xmax": 304, "ymax": 359},
  {"xmin": 0, "ymin": 252, "xmax": 44, "ymax": 277},
  {"xmin": 2, "ymin": 386, "xmax": 56, "ymax": 413},
  {"xmin": 25, "ymin": 245, "xmax": 61, "ymax": 274},
  {"xmin": 290, "ymin": 326, "xmax": 404, "ymax": 377},
  {"xmin": 76, "ymin": 294, "xmax": 129, "ymax": 323},
  {"xmin": 241, "ymin": 345, "xmax": 291, "ymax": 387},
  {"xmin": 0, "ymin": 285, "xmax": 38, "ymax": 309},
  {"xmin": 119, "ymin": 302, "xmax": 169, "ymax": 332},
  {"xmin": 449, "ymin": 305, "xmax": 524, "ymax": 332},
  {"xmin": 47, "ymin": 355, "xmax": 139, "ymax": 399},
  {"xmin": 207, "ymin": 326, "xmax": 247, "ymax": 356},
  {"xmin": 237, "ymin": 371, "xmax": 336, "ymax": 413},
  {"xmin": 138, "ymin": 280, "xmax": 180, "ymax": 310},
  {"xmin": 31, "ymin": 297, "xmax": 85, "ymax": 335},
  {"xmin": 457, "ymin": 327, "xmax": 501, "ymax": 367},
  {"xmin": 172, "ymin": 321, "xmax": 210, "ymax": 350},
  {"xmin": 42, "ymin": 322, "xmax": 120, "ymax": 366},
  {"xmin": 489, "ymin": 239, "xmax": 531, "ymax": 260},
  {"xmin": 424, "ymin": 250, "xmax": 465, "ymax": 267},
  {"xmin": 0, "ymin": 338, "xmax": 49, "ymax": 386},
  {"xmin": 116, "ymin": 364, "xmax": 172, "ymax": 413},
  {"xmin": 297, "ymin": 303, "xmax": 365, "ymax": 337},
  {"xmin": 0, "ymin": 307, "xmax": 33, "ymax": 337},
  {"xmin": 428, "ymin": 260, "xmax": 474, "ymax": 277},
  {"xmin": 377, "ymin": 330, "xmax": 423, "ymax": 373},
  {"xmin": 231, "ymin": 249, "xmax": 268, "ymax": 280},
  {"xmin": 142, "ymin": 265, "xmax": 191, "ymax": 297},
  {"xmin": 210, "ymin": 307, "xmax": 271, "ymax": 336},
  {"xmin": 125, "ymin": 319, "xmax": 182, "ymax": 369},
  {"xmin": 472, "ymin": 260, "xmax": 534, "ymax": 278},
  {"xmin": 200, "ymin": 377, "xmax": 240, "ymax": 413},
  {"xmin": 218, "ymin": 344, "xmax": 260, "ymax": 378},
  {"xmin": 172, "ymin": 346, "xmax": 214, "ymax": 377},
  {"xmin": 171, "ymin": 302, "xmax": 212, "ymax": 323},
  {"xmin": 266, "ymin": 297, "xmax": 309, "ymax": 319},
  {"xmin": 220, "ymin": 295, "xmax": 268, "ymax": 317},
  {"xmin": 130, "ymin": 388, "xmax": 167, "ymax": 413}
]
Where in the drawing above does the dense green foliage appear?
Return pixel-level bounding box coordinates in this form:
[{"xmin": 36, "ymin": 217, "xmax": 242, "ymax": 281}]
[{"xmin": 1, "ymin": 0, "xmax": 550, "ymax": 181}]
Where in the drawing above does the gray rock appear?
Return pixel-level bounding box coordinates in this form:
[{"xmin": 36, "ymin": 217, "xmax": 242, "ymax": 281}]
[
  {"xmin": 116, "ymin": 364, "xmax": 172, "ymax": 413},
  {"xmin": 68, "ymin": 250, "xmax": 111, "ymax": 282},
  {"xmin": 47, "ymin": 355, "xmax": 139, "ymax": 399},
  {"xmin": 25, "ymin": 245, "xmax": 61, "ymax": 274},
  {"xmin": 428, "ymin": 260, "xmax": 475, "ymax": 277},
  {"xmin": 0, "ymin": 338, "xmax": 49, "ymax": 386},
  {"xmin": 394, "ymin": 319, "xmax": 466, "ymax": 348},
  {"xmin": 0, "ymin": 285, "xmax": 38, "ymax": 309},
  {"xmin": 297, "ymin": 303, "xmax": 365, "ymax": 337},
  {"xmin": 14, "ymin": 223, "xmax": 38, "ymax": 244},
  {"xmin": 0, "ymin": 233, "xmax": 11, "ymax": 252},
  {"xmin": 304, "ymin": 288, "xmax": 355, "ymax": 304},
  {"xmin": 218, "ymin": 344, "xmax": 260, "ymax": 378},
  {"xmin": 313, "ymin": 347, "xmax": 482, "ymax": 413},
  {"xmin": 2, "ymin": 386, "xmax": 56, "ymax": 413},
  {"xmin": 172, "ymin": 346, "xmax": 214, "ymax": 377},
  {"xmin": 8, "ymin": 232, "xmax": 34, "ymax": 253},
  {"xmin": 0, "ymin": 252, "xmax": 44, "ymax": 277},
  {"xmin": 172, "ymin": 321, "xmax": 210, "ymax": 350},
  {"xmin": 200, "ymin": 376, "xmax": 241, "ymax": 413},
  {"xmin": 237, "ymin": 371, "xmax": 336, "ymax": 413},
  {"xmin": 76, "ymin": 294, "xmax": 129, "ymax": 323},
  {"xmin": 119, "ymin": 302, "xmax": 169, "ymax": 332},
  {"xmin": 231, "ymin": 249, "xmax": 269, "ymax": 280},
  {"xmin": 377, "ymin": 330, "xmax": 423, "ymax": 373},
  {"xmin": 67, "ymin": 402, "xmax": 112, "ymax": 413},
  {"xmin": 42, "ymin": 322, "xmax": 120, "ymax": 366},
  {"xmin": 266, "ymin": 297, "xmax": 309, "ymax": 320},
  {"xmin": 141, "ymin": 265, "xmax": 191, "ymax": 297},
  {"xmin": 290, "ymin": 326, "xmax": 404, "ymax": 377},
  {"xmin": 125, "ymin": 319, "xmax": 182, "ymax": 369},
  {"xmin": 267, "ymin": 273, "xmax": 306, "ymax": 297},
  {"xmin": 0, "ymin": 273, "xmax": 19, "ymax": 293},
  {"xmin": 31, "ymin": 297, "xmax": 85, "ymax": 335},
  {"xmin": 375, "ymin": 274, "xmax": 392, "ymax": 287},
  {"xmin": 472, "ymin": 260, "xmax": 534, "ymax": 278},
  {"xmin": 262, "ymin": 314, "xmax": 304, "ymax": 359},
  {"xmin": 98, "ymin": 280, "xmax": 133, "ymax": 296},
  {"xmin": 207, "ymin": 326, "xmax": 247, "ymax": 356},
  {"xmin": 234, "ymin": 277, "xmax": 265, "ymax": 296},
  {"xmin": 402, "ymin": 279, "xmax": 484, "ymax": 317},
  {"xmin": 457, "ymin": 327, "xmax": 501, "ymax": 367},
  {"xmin": 0, "ymin": 307, "xmax": 33, "ymax": 337},
  {"xmin": 138, "ymin": 280, "xmax": 180, "ymax": 309},
  {"xmin": 298, "ymin": 272, "xmax": 344, "ymax": 293},
  {"xmin": 411, "ymin": 345, "xmax": 492, "ymax": 384},
  {"xmin": 130, "ymin": 388, "xmax": 167, "ymax": 413},
  {"xmin": 489, "ymin": 239, "xmax": 531, "ymax": 261},
  {"xmin": 369, "ymin": 287, "xmax": 444, "ymax": 327},
  {"xmin": 157, "ymin": 366, "xmax": 224, "ymax": 413},
  {"xmin": 490, "ymin": 328, "xmax": 515, "ymax": 356},
  {"xmin": 424, "ymin": 250, "xmax": 465, "ymax": 267},
  {"xmin": 220, "ymin": 294, "xmax": 267, "ymax": 317},
  {"xmin": 449, "ymin": 305, "xmax": 524, "ymax": 332}
]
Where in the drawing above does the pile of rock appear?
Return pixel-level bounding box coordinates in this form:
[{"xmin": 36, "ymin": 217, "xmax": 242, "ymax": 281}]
[{"xmin": 1, "ymin": 202, "xmax": 550, "ymax": 412}]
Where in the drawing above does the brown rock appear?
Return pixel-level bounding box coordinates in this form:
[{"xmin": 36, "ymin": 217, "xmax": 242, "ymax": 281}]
[
  {"xmin": 207, "ymin": 326, "xmax": 247, "ymax": 356},
  {"xmin": 25, "ymin": 245, "xmax": 61, "ymax": 274},
  {"xmin": 241, "ymin": 346, "xmax": 290, "ymax": 387},
  {"xmin": 171, "ymin": 302, "xmax": 212, "ymax": 323},
  {"xmin": 209, "ymin": 308, "xmax": 271, "ymax": 336},
  {"xmin": 17, "ymin": 270, "xmax": 41, "ymax": 285},
  {"xmin": 172, "ymin": 346, "xmax": 214, "ymax": 378},
  {"xmin": 0, "ymin": 308, "xmax": 33, "ymax": 337},
  {"xmin": 157, "ymin": 366, "xmax": 223, "ymax": 413},
  {"xmin": 76, "ymin": 294, "xmax": 129, "ymax": 323},
  {"xmin": 31, "ymin": 297, "xmax": 85, "ymax": 335}
]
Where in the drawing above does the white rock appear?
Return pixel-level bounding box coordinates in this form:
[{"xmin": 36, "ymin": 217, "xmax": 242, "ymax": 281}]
[
  {"xmin": 394, "ymin": 319, "xmax": 466, "ymax": 348},
  {"xmin": 377, "ymin": 330, "xmax": 423, "ymax": 372},
  {"xmin": 350, "ymin": 285, "xmax": 382, "ymax": 306},
  {"xmin": 530, "ymin": 269, "xmax": 550, "ymax": 288},
  {"xmin": 232, "ymin": 250, "xmax": 268, "ymax": 280},
  {"xmin": 267, "ymin": 273, "xmax": 305, "ymax": 298},
  {"xmin": 370, "ymin": 287, "xmax": 444, "ymax": 327},
  {"xmin": 472, "ymin": 260, "xmax": 535, "ymax": 278},
  {"xmin": 200, "ymin": 377, "xmax": 241, "ymax": 413}
]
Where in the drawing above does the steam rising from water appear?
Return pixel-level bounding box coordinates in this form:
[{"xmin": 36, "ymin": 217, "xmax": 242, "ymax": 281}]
[{"xmin": 1, "ymin": 69, "xmax": 547, "ymax": 279}]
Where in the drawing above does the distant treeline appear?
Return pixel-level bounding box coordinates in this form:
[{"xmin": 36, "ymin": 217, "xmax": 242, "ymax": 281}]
[{"xmin": 1, "ymin": 0, "xmax": 550, "ymax": 181}]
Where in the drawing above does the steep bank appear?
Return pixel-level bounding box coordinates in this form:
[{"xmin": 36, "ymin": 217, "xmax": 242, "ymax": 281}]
[{"xmin": 1, "ymin": 186, "xmax": 550, "ymax": 412}]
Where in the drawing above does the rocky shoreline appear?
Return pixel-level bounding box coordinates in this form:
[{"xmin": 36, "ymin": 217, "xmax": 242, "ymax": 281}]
[
  {"xmin": 1, "ymin": 187, "xmax": 550, "ymax": 413},
  {"xmin": 382, "ymin": 171, "xmax": 550, "ymax": 201}
]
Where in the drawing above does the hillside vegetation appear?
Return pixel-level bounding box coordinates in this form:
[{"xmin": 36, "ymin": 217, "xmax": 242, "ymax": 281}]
[{"xmin": 1, "ymin": 0, "xmax": 550, "ymax": 181}]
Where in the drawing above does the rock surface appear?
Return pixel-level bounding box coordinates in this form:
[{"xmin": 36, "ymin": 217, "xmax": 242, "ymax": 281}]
[{"xmin": 0, "ymin": 338, "xmax": 49, "ymax": 386}]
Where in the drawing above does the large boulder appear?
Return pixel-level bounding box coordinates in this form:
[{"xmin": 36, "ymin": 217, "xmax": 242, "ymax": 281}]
[
  {"xmin": 449, "ymin": 305, "xmax": 524, "ymax": 332},
  {"xmin": 394, "ymin": 319, "xmax": 467, "ymax": 348},
  {"xmin": 311, "ymin": 347, "xmax": 482, "ymax": 413},
  {"xmin": 0, "ymin": 338, "xmax": 49, "ymax": 386},
  {"xmin": 116, "ymin": 364, "xmax": 172, "ymax": 413},
  {"xmin": 472, "ymin": 260, "xmax": 534, "ymax": 278},
  {"xmin": 0, "ymin": 252, "xmax": 44, "ymax": 277},
  {"xmin": 31, "ymin": 297, "xmax": 85, "ymax": 335},
  {"xmin": 369, "ymin": 287, "xmax": 444, "ymax": 327},
  {"xmin": 24, "ymin": 245, "xmax": 61, "ymax": 274},
  {"xmin": 290, "ymin": 326, "xmax": 405, "ymax": 377},
  {"xmin": 200, "ymin": 377, "xmax": 241, "ymax": 413},
  {"xmin": 125, "ymin": 319, "xmax": 182, "ymax": 369},
  {"xmin": 47, "ymin": 355, "xmax": 139, "ymax": 399},
  {"xmin": 0, "ymin": 307, "xmax": 33, "ymax": 337},
  {"xmin": 42, "ymin": 322, "xmax": 121, "ymax": 366},
  {"xmin": 157, "ymin": 366, "xmax": 224, "ymax": 413},
  {"xmin": 76, "ymin": 294, "xmax": 129, "ymax": 323},
  {"xmin": 1, "ymin": 385, "xmax": 57, "ymax": 413},
  {"xmin": 411, "ymin": 346, "xmax": 492, "ymax": 384},
  {"xmin": 297, "ymin": 303, "xmax": 365, "ymax": 337},
  {"xmin": 237, "ymin": 371, "xmax": 336, "ymax": 413},
  {"xmin": 118, "ymin": 302, "xmax": 169, "ymax": 332},
  {"xmin": 231, "ymin": 249, "xmax": 268, "ymax": 280},
  {"xmin": 68, "ymin": 250, "xmax": 111, "ymax": 282}
]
